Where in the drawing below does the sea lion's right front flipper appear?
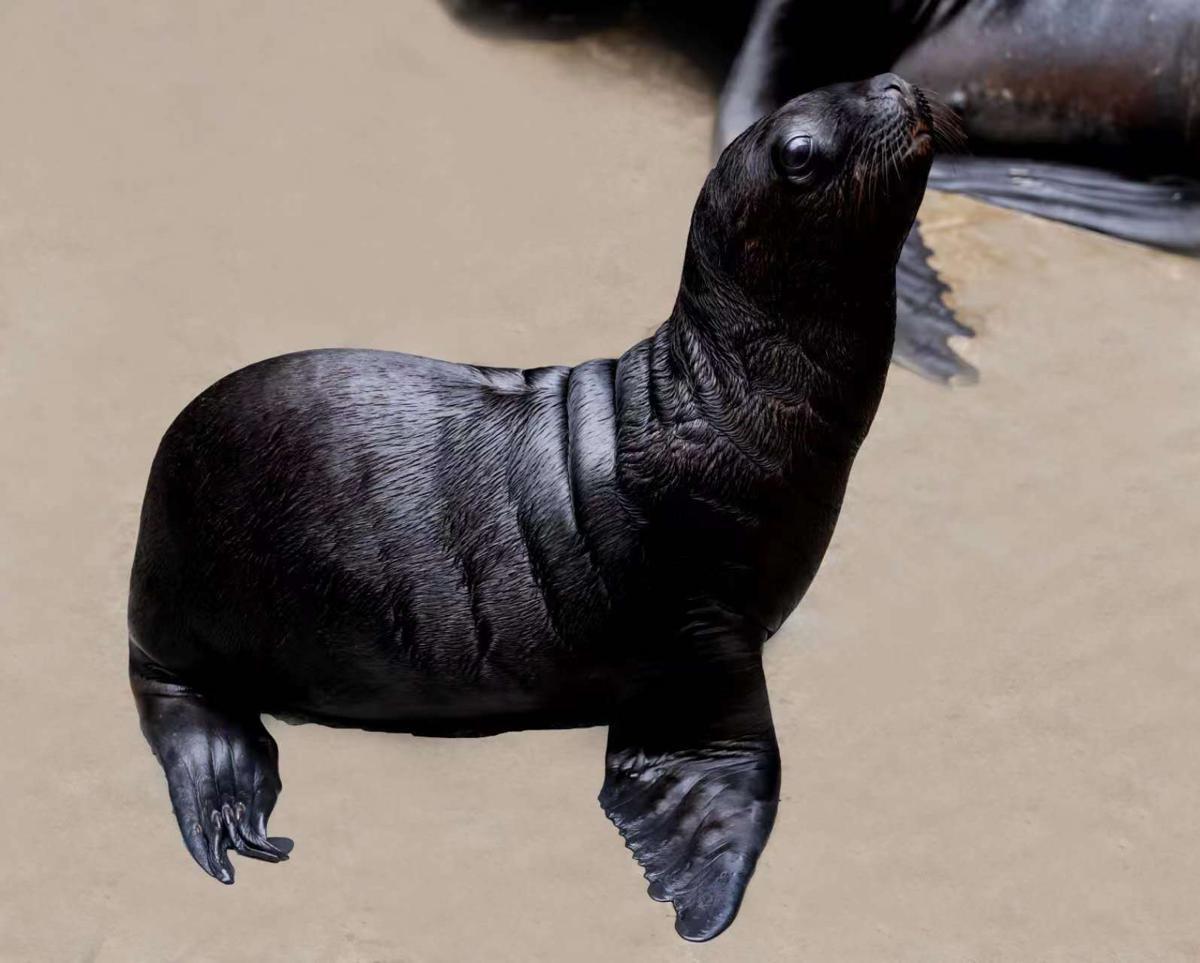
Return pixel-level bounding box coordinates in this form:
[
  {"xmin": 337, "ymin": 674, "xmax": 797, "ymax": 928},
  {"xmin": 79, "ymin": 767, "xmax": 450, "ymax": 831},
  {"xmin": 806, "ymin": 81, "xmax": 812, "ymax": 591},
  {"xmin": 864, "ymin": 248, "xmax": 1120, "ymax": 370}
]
[
  {"xmin": 600, "ymin": 653, "xmax": 780, "ymax": 942},
  {"xmin": 893, "ymin": 220, "xmax": 979, "ymax": 385},
  {"xmin": 928, "ymin": 156, "xmax": 1200, "ymax": 254}
]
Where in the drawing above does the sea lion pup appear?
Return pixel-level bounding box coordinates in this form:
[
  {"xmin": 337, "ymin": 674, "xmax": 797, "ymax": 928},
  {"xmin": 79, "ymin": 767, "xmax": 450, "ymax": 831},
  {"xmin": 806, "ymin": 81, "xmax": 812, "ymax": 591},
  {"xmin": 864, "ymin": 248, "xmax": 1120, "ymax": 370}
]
[{"xmin": 128, "ymin": 74, "xmax": 953, "ymax": 941}]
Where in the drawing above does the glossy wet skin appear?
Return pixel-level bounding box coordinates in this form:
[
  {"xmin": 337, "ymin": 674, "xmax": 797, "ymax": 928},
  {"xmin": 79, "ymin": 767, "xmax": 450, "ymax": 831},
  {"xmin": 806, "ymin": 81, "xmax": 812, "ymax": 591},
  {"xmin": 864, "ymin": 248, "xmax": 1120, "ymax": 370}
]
[
  {"xmin": 128, "ymin": 77, "xmax": 942, "ymax": 940},
  {"xmin": 455, "ymin": 0, "xmax": 1196, "ymax": 170},
  {"xmin": 891, "ymin": 0, "xmax": 1200, "ymax": 172}
]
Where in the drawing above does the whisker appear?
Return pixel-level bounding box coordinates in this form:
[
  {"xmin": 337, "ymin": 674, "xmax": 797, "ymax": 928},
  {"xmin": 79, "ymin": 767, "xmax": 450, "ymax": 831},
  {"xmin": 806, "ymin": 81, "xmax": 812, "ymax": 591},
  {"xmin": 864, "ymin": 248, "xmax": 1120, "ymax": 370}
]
[{"xmin": 918, "ymin": 87, "xmax": 969, "ymax": 154}]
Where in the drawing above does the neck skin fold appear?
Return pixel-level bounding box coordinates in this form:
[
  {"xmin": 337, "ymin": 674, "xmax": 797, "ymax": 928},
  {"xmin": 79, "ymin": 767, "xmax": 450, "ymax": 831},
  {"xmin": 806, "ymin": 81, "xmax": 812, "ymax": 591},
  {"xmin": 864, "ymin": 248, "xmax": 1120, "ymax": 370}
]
[{"xmin": 637, "ymin": 233, "xmax": 897, "ymax": 474}]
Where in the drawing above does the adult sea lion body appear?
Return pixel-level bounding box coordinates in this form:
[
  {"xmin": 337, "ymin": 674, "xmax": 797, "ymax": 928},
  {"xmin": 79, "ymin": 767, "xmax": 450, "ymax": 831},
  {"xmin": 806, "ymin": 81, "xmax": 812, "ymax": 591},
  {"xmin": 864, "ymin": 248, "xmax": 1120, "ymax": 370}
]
[{"xmin": 128, "ymin": 75, "xmax": 953, "ymax": 941}]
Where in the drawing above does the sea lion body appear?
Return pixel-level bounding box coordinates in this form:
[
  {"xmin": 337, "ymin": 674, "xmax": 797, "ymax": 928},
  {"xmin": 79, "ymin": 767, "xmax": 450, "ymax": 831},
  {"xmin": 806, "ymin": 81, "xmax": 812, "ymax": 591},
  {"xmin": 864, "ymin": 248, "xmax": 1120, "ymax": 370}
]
[
  {"xmin": 131, "ymin": 354, "xmax": 631, "ymax": 732},
  {"xmin": 129, "ymin": 340, "xmax": 855, "ymax": 734},
  {"xmin": 891, "ymin": 0, "xmax": 1199, "ymax": 171},
  {"xmin": 128, "ymin": 75, "xmax": 947, "ymax": 941},
  {"xmin": 450, "ymin": 0, "xmax": 1200, "ymax": 169}
]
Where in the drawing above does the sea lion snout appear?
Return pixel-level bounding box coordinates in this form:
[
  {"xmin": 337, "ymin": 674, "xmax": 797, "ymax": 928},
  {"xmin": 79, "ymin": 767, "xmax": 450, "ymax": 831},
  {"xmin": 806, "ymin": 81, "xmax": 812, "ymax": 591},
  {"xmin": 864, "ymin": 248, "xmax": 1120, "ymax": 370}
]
[
  {"xmin": 861, "ymin": 73, "xmax": 932, "ymax": 152},
  {"xmin": 858, "ymin": 74, "xmax": 940, "ymax": 148},
  {"xmin": 849, "ymin": 74, "xmax": 965, "ymax": 154}
]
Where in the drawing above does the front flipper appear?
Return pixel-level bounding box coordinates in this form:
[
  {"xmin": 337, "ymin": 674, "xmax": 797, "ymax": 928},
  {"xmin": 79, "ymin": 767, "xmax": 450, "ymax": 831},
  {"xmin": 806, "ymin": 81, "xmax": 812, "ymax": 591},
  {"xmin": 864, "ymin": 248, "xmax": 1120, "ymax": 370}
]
[
  {"xmin": 893, "ymin": 220, "xmax": 978, "ymax": 385},
  {"xmin": 600, "ymin": 655, "xmax": 780, "ymax": 941},
  {"xmin": 928, "ymin": 156, "xmax": 1200, "ymax": 254}
]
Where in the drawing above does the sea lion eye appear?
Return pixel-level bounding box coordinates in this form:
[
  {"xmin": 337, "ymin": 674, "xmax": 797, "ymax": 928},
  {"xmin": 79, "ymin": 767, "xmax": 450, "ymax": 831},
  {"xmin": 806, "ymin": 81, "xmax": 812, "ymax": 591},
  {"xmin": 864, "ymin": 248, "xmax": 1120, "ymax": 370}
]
[{"xmin": 776, "ymin": 134, "xmax": 815, "ymax": 176}]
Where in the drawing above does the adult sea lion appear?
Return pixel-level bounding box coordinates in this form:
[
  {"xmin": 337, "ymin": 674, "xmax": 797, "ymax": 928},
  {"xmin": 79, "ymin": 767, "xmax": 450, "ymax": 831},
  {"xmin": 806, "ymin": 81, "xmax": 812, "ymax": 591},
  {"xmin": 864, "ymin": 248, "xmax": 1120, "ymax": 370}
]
[
  {"xmin": 446, "ymin": 0, "xmax": 1200, "ymax": 382},
  {"xmin": 128, "ymin": 75, "xmax": 956, "ymax": 941}
]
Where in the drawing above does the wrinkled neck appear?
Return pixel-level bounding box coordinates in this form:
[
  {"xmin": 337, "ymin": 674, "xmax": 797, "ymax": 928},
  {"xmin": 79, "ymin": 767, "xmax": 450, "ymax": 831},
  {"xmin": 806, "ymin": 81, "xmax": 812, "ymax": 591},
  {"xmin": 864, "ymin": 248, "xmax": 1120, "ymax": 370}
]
[
  {"xmin": 646, "ymin": 234, "xmax": 896, "ymax": 465},
  {"xmin": 678, "ymin": 235, "xmax": 893, "ymax": 345}
]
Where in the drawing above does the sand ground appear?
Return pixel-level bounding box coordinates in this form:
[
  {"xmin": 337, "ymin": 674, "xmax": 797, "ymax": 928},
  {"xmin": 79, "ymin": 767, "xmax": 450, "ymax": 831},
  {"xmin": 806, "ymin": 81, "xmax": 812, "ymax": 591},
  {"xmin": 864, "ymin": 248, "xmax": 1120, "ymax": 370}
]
[{"xmin": 2, "ymin": 3, "xmax": 1199, "ymax": 961}]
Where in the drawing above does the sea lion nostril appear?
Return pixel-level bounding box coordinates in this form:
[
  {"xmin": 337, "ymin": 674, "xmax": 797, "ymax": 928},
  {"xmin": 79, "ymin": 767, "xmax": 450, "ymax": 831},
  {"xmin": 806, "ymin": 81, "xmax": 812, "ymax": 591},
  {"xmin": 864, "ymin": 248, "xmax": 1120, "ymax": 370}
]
[{"xmin": 869, "ymin": 72, "xmax": 910, "ymax": 97}]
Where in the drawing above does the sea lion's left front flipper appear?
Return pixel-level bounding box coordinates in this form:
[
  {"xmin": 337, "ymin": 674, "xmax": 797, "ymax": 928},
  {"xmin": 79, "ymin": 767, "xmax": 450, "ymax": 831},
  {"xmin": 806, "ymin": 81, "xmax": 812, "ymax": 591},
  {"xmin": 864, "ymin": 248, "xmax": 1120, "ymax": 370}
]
[
  {"xmin": 894, "ymin": 221, "xmax": 979, "ymax": 385},
  {"xmin": 600, "ymin": 653, "xmax": 780, "ymax": 942}
]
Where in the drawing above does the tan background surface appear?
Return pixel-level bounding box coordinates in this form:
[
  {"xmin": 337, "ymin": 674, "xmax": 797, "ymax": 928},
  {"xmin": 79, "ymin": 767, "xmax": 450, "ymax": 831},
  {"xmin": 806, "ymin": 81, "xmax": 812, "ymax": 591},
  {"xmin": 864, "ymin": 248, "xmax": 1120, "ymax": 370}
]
[{"xmin": 3, "ymin": 2, "xmax": 1199, "ymax": 960}]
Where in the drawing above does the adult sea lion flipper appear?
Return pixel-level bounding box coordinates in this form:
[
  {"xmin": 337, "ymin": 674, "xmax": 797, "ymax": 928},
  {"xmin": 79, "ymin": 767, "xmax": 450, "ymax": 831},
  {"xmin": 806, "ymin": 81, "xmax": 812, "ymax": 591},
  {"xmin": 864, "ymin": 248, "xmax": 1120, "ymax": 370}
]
[
  {"xmin": 894, "ymin": 159, "xmax": 1200, "ymax": 382},
  {"xmin": 894, "ymin": 221, "xmax": 978, "ymax": 385},
  {"xmin": 928, "ymin": 157, "xmax": 1200, "ymax": 256},
  {"xmin": 599, "ymin": 645, "xmax": 780, "ymax": 942}
]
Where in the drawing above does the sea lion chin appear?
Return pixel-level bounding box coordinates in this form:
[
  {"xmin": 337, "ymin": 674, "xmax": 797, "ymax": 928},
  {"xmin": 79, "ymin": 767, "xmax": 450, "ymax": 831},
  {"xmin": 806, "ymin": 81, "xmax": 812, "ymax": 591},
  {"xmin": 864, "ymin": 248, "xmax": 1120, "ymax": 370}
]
[{"xmin": 126, "ymin": 75, "xmax": 942, "ymax": 941}]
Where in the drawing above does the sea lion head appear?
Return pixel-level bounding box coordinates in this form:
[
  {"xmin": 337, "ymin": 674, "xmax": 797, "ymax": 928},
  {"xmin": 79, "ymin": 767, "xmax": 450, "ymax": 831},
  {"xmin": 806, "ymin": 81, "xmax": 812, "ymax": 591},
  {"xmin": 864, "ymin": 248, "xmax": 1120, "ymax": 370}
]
[{"xmin": 682, "ymin": 74, "xmax": 963, "ymax": 317}]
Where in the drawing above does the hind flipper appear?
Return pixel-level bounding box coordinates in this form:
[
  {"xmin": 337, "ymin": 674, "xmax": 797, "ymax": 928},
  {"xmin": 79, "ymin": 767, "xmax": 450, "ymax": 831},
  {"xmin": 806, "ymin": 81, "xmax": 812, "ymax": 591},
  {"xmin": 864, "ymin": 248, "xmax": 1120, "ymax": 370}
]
[
  {"xmin": 600, "ymin": 650, "xmax": 780, "ymax": 941},
  {"xmin": 893, "ymin": 221, "xmax": 978, "ymax": 385},
  {"xmin": 928, "ymin": 157, "xmax": 1200, "ymax": 254},
  {"xmin": 130, "ymin": 646, "xmax": 292, "ymax": 883}
]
